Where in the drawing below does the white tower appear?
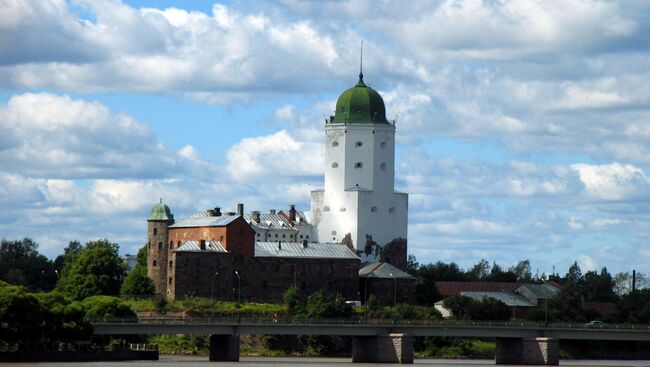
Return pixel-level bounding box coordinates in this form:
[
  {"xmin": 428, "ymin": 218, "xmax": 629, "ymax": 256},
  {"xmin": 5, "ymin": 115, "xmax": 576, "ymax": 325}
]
[{"xmin": 311, "ymin": 69, "xmax": 408, "ymax": 269}]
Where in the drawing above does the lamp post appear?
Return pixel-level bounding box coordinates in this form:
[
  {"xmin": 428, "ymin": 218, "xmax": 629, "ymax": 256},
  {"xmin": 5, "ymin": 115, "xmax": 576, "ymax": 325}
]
[
  {"xmin": 543, "ymin": 277, "xmax": 549, "ymax": 326},
  {"xmin": 211, "ymin": 272, "xmax": 219, "ymax": 309},
  {"xmin": 389, "ymin": 273, "xmax": 397, "ymax": 323},
  {"xmin": 234, "ymin": 270, "xmax": 241, "ymax": 305},
  {"xmin": 364, "ymin": 277, "xmax": 370, "ymax": 320}
]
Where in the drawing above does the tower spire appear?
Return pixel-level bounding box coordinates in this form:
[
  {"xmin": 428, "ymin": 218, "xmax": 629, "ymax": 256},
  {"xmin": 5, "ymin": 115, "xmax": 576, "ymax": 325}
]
[{"xmin": 359, "ymin": 40, "xmax": 364, "ymax": 81}]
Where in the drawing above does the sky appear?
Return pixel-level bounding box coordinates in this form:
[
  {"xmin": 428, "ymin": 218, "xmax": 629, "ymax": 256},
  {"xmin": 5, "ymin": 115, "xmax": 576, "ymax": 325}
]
[{"xmin": 1, "ymin": 0, "xmax": 650, "ymax": 276}]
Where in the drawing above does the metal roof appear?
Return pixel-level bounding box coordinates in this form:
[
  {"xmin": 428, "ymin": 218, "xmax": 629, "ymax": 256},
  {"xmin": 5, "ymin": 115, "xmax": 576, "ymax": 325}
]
[
  {"xmin": 517, "ymin": 284, "xmax": 560, "ymax": 299},
  {"xmin": 435, "ymin": 281, "xmax": 520, "ymax": 297},
  {"xmin": 254, "ymin": 242, "xmax": 359, "ymax": 259},
  {"xmin": 460, "ymin": 291, "xmax": 536, "ymax": 307},
  {"xmin": 175, "ymin": 240, "xmax": 226, "ymax": 252},
  {"xmin": 169, "ymin": 212, "xmax": 239, "ymax": 228},
  {"xmin": 359, "ymin": 262, "xmax": 415, "ymax": 279},
  {"xmin": 244, "ymin": 213, "xmax": 295, "ymax": 231}
]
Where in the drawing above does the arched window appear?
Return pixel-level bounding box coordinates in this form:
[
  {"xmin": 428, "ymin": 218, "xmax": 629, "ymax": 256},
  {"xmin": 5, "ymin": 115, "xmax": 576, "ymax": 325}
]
[
  {"xmin": 153, "ymin": 228, "xmax": 157, "ymax": 235},
  {"xmin": 158, "ymin": 242, "xmax": 162, "ymax": 250},
  {"xmin": 331, "ymin": 162, "xmax": 338, "ymax": 168},
  {"xmin": 380, "ymin": 141, "xmax": 387, "ymax": 148},
  {"xmin": 380, "ymin": 163, "xmax": 387, "ymax": 170},
  {"xmin": 332, "ymin": 141, "xmax": 339, "ymax": 147},
  {"xmin": 355, "ymin": 141, "xmax": 363, "ymax": 147},
  {"xmin": 371, "ymin": 206, "xmax": 377, "ymax": 212},
  {"xmin": 354, "ymin": 162, "xmax": 363, "ymax": 169},
  {"xmin": 152, "ymin": 260, "xmax": 157, "ymax": 267},
  {"xmin": 323, "ymin": 206, "xmax": 330, "ymax": 212},
  {"xmin": 389, "ymin": 207, "xmax": 396, "ymax": 214}
]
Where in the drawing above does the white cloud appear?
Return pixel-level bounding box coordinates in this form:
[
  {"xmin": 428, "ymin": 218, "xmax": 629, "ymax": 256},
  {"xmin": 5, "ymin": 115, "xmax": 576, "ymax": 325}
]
[
  {"xmin": 0, "ymin": 93, "xmax": 179, "ymax": 179},
  {"xmin": 571, "ymin": 163, "xmax": 650, "ymax": 201}
]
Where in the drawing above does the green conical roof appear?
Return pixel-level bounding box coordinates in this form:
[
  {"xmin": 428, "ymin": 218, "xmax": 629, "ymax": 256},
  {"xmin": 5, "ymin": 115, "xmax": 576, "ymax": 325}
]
[
  {"xmin": 148, "ymin": 199, "xmax": 173, "ymax": 221},
  {"xmin": 331, "ymin": 74, "xmax": 388, "ymax": 124}
]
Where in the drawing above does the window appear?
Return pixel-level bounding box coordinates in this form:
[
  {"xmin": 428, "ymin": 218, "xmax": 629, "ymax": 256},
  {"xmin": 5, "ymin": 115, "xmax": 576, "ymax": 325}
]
[
  {"xmin": 168, "ymin": 277, "xmax": 172, "ymax": 285},
  {"xmin": 300, "ymin": 235, "xmax": 303, "ymax": 239},
  {"xmin": 306, "ymin": 235, "xmax": 309, "ymax": 239},
  {"xmin": 332, "ymin": 141, "xmax": 339, "ymax": 147},
  {"xmin": 153, "ymin": 228, "xmax": 158, "ymax": 235},
  {"xmin": 275, "ymin": 234, "xmax": 278, "ymax": 238},
  {"xmin": 339, "ymin": 207, "xmax": 346, "ymax": 212},
  {"xmin": 331, "ymin": 230, "xmax": 337, "ymax": 235},
  {"xmin": 323, "ymin": 206, "xmax": 330, "ymax": 212},
  {"xmin": 355, "ymin": 141, "xmax": 363, "ymax": 147},
  {"xmin": 152, "ymin": 260, "xmax": 157, "ymax": 267},
  {"xmin": 169, "ymin": 260, "xmax": 173, "ymax": 267},
  {"xmin": 389, "ymin": 207, "xmax": 396, "ymax": 214},
  {"xmin": 169, "ymin": 241, "xmax": 173, "ymax": 249},
  {"xmin": 380, "ymin": 141, "xmax": 386, "ymax": 148},
  {"xmin": 257, "ymin": 233, "xmax": 260, "ymax": 237},
  {"xmin": 282, "ymin": 234, "xmax": 286, "ymax": 238},
  {"xmin": 220, "ymin": 235, "xmax": 224, "ymax": 241},
  {"xmin": 371, "ymin": 206, "xmax": 377, "ymax": 212},
  {"xmin": 331, "ymin": 162, "xmax": 338, "ymax": 168},
  {"xmin": 158, "ymin": 242, "xmax": 162, "ymax": 250},
  {"xmin": 355, "ymin": 162, "xmax": 363, "ymax": 169},
  {"xmin": 380, "ymin": 163, "xmax": 387, "ymax": 170},
  {"xmin": 177, "ymin": 241, "xmax": 181, "ymax": 248}
]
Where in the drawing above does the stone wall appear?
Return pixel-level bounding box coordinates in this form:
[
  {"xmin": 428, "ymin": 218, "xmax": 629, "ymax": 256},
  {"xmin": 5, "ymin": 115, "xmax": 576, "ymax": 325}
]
[
  {"xmin": 361, "ymin": 278, "xmax": 416, "ymax": 306},
  {"xmin": 170, "ymin": 251, "xmax": 360, "ymax": 302},
  {"xmin": 147, "ymin": 220, "xmax": 171, "ymax": 295}
]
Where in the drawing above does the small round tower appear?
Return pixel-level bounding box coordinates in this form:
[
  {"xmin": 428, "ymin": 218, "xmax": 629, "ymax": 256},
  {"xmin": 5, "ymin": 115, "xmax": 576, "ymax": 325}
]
[{"xmin": 147, "ymin": 199, "xmax": 174, "ymax": 295}]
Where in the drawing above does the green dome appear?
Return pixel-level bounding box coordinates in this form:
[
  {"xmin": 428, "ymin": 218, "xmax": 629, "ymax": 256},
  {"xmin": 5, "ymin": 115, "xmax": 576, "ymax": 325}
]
[
  {"xmin": 331, "ymin": 74, "xmax": 389, "ymax": 124},
  {"xmin": 148, "ymin": 199, "xmax": 173, "ymax": 221}
]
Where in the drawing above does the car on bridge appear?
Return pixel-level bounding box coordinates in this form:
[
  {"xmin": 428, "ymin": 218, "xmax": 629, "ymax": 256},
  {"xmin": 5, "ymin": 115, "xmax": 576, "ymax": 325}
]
[{"xmin": 585, "ymin": 320, "xmax": 605, "ymax": 328}]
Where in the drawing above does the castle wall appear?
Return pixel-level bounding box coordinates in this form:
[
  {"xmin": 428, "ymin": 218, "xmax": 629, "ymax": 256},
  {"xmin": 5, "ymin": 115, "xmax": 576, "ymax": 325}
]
[
  {"xmin": 169, "ymin": 251, "xmax": 360, "ymax": 302},
  {"xmin": 147, "ymin": 220, "xmax": 170, "ymax": 295}
]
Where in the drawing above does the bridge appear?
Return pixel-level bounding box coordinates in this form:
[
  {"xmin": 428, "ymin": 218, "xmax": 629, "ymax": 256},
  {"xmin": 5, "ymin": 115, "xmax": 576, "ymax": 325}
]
[{"xmin": 93, "ymin": 318, "xmax": 650, "ymax": 365}]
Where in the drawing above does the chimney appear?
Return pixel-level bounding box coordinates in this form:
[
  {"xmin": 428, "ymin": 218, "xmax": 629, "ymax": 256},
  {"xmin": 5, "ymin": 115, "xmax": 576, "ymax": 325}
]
[
  {"xmin": 200, "ymin": 240, "xmax": 206, "ymax": 250},
  {"xmin": 215, "ymin": 207, "xmax": 222, "ymax": 217},
  {"xmin": 277, "ymin": 241, "xmax": 281, "ymax": 250},
  {"xmin": 302, "ymin": 240, "xmax": 308, "ymax": 248},
  {"xmin": 252, "ymin": 211, "xmax": 260, "ymax": 223},
  {"xmin": 289, "ymin": 204, "xmax": 296, "ymax": 223},
  {"xmin": 270, "ymin": 209, "xmax": 276, "ymax": 215},
  {"xmin": 237, "ymin": 203, "xmax": 244, "ymax": 216}
]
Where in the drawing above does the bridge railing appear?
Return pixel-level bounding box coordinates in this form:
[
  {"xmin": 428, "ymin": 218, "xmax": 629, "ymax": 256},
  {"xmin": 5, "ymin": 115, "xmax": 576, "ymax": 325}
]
[{"xmin": 90, "ymin": 317, "xmax": 650, "ymax": 331}]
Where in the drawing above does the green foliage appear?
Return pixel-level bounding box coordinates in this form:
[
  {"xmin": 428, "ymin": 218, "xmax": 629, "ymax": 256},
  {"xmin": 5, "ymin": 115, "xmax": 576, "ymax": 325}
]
[
  {"xmin": 416, "ymin": 337, "xmax": 495, "ymax": 358},
  {"xmin": 80, "ymin": 295, "xmax": 136, "ymax": 320},
  {"xmin": 53, "ymin": 240, "xmax": 83, "ymax": 275},
  {"xmin": 0, "ymin": 238, "xmax": 56, "ymax": 291},
  {"xmin": 0, "ymin": 282, "xmax": 42, "ymax": 342},
  {"xmin": 406, "ymin": 254, "xmax": 420, "ymax": 273},
  {"xmin": 304, "ymin": 291, "xmax": 352, "ymax": 319},
  {"xmin": 443, "ymin": 294, "xmax": 510, "ymax": 321},
  {"xmin": 582, "ymin": 267, "xmax": 618, "ymax": 302},
  {"xmin": 508, "ymin": 260, "xmax": 533, "ymax": 282},
  {"xmin": 366, "ymin": 294, "xmax": 379, "ymax": 311},
  {"xmin": 57, "ymin": 239, "xmax": 127, "ymax": 300},
  {"xmin": 283, "ymin": 286, "xmax": 301, "ymax": 314},
  {"xmin": 121, "ymin": 250, "xmax": 155, "ymax": 297},
  {"xmin": 548, "ymin": 282, "xmax": 585, "ymax": 322},
  {"xmin": 35, "ymin": 291, "xmax": 92, "ymax": 342},
  {"xmin": 617, "ymin": 288, "xmax": 650, "ymax": 322},
  {"xmin": 389, "ymin": 303, "xmax": 417, "ymax": 319}
]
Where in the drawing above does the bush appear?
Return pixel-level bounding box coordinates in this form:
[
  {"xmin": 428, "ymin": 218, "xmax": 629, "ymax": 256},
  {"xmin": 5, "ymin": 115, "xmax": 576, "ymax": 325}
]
[
  {"xmin": 283, "ymin": 287, "xmax": 301, "ymax": 314},
  {"xmin": 80, "ymin": 295, "xmax": 136, "ymax": 320}
]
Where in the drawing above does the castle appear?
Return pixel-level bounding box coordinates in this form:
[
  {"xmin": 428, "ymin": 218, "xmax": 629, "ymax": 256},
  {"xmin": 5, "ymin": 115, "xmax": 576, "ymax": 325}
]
[{"xmin": 146, "ymin": 71, "xmax": 415, "ymax": 304}]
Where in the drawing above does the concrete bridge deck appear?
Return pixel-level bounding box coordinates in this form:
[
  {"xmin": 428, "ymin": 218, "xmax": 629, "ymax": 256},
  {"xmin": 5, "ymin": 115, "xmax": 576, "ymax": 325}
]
[{"xmin": 92, "ymin": 319, "xmax": 650, "ymax": 365}]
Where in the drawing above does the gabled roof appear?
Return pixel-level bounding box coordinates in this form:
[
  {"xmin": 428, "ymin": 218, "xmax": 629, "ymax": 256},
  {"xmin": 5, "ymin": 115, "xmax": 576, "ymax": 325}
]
[
  {"xmin": 359, "ymin": 262, "xmax": 415, "ymax": 279},
  {"xmin": 459, "ymin": 291, "xmax": 536, "ymax": 307},
  {"xmin": 517, "ymin": 284, "xmax": 560, "ymax": 299},
  {"xmin": 244, "ymin": 213, "xmax": 296, "ymax": 231},
  {"xmin": 169, "ymin": 212, "xmax": 239, "ymax": 228},
  {"xmin": 254, "ymin": 242, "xmax": 359, "ymax": 259},
  {"xmin": 175, "ymin": 240, "xmax": 226, "ymax": 252},
  {"xmin": 435, "ymin": 281, "xmax": 520, "ymax": 297}
]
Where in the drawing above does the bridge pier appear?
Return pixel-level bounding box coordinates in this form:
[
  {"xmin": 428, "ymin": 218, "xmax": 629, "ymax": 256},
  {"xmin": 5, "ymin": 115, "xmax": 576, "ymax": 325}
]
[
  {"xmin": 496, "ymin": 337, "xmax": 559, "ymax": 365},
  {"xmin": 209, "ymin": 334, "xmax": 239, "ymax": 362},
  {"xmin": 352, "ymin": 333, "xmax": 413, "ymax": 364}
]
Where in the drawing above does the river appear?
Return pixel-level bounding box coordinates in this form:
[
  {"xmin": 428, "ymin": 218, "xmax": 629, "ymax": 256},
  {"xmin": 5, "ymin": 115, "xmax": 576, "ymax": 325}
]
[{"xmin": 3, "ymin": 356, "xmax": 650, "ymax": 366}]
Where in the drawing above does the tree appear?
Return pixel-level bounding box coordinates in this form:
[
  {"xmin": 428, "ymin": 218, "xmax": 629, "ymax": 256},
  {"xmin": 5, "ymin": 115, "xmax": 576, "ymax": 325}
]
[
  {"xmin": 57, "ymin": 239, "xmax": 127, "ymax": 300},
  {"xmin": 303, "ymin": 291, "xmax": 352, "ymax": 319},
  {"xmin": 121, "ymin": 245, "xmax": 154, "ymax": 296},
  {"xmin": 53, "ymin": 240, "xmax": 83, "ymax": 275},
  {"xmin": 406, "ymin": 254, "xmax": 420, "ymax": 274},
  {"xmin": 466, "ymin": 259, "xmax": 490, "ymax": 281},
  {"xmin": 485, "ymin": 262, "xmax": 517, "ymax": 282},
  {"xmin": 283, "ymin": 286, "xmax": 301, "ymax": 314},
  {"xmin": 35, "ymin": 291, "xmax": 91, "ymax": 342},
  {"xmin": 509, "ymin": 260, "xmax": 533, "ymax": 282},
  {"xmin": 583, "ymin": 267, "xmax": 617, "ymax": 302},
  {"xmin": 0, "ymin": 238, "xmax": 56, "ymax": 291},
  {"xmin": 443, "ymin": 294, "xmax": 510, "ymax": 321},
  {"xmin": 80, "ymin": 295, "xmax": 136, "ymax": 320},
  {"xmin": 0, "ymin": 281, "xmax": 42, "ymax": 342}
]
